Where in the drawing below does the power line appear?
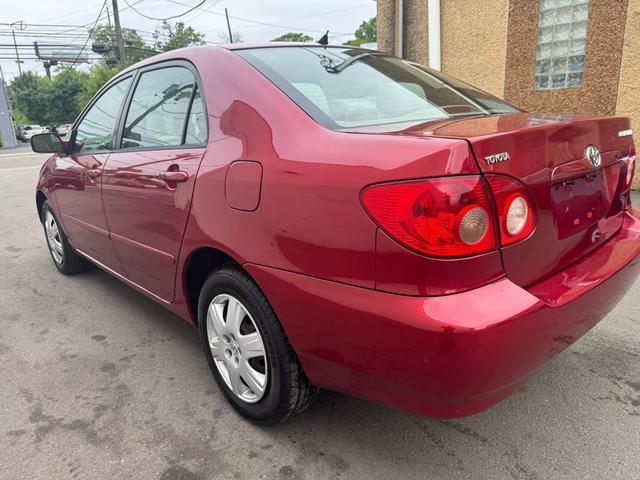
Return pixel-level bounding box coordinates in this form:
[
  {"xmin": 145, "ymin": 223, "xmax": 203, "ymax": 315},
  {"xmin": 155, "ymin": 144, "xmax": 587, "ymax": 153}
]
[
  {"xmin": 207, "ymin": 3, "xmax": 374, "ymax": 32},
  {"xmin": 0, "ymin": 30, "xmax": 158, "ymax": 40},
  {"xmin": 123, "ymin": 0, "xmax": 208, "ymax": 21},
  {"xmin": 23, "ymin": 5, "xmax": 110, "ymax": 26},
  {"xmin": 0, "ymin": 23, "xmax": 96, "ymax": 29},
  {"xmin": 15, "ymin": 0, "xmax": 144, "ymax": 29},
  {"xmin": 161, "ymin": 0, "xmax": 354, "ymax": 35},
  {"xmin": 0, "ymin": 0, "xmax": 146, "ymax": 44},
  {"xmin": 69, "ymin": 0, "xmax": 108, "ymax": 67},
  {"xmin": 201, "ymin": 11, "xmax": 353, "ymax": 35}
]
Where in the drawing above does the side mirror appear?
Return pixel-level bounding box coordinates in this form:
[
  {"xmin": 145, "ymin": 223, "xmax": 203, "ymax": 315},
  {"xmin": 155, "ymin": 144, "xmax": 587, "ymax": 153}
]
[{"xmin": 31, "ymin": 133, "xmax": 65, "ymax": 154}]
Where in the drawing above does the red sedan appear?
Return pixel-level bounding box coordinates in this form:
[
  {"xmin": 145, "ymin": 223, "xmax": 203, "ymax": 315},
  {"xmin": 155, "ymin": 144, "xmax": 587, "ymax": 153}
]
[{"xmin": 31, "ymin": 44, "xmax": 639, "ymax": 424}]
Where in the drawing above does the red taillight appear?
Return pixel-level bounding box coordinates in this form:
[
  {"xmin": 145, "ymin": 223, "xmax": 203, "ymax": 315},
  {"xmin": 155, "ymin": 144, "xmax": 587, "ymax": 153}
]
[
  {"xmin": 361, "ymin": 176, "xmax": 498, "ymax": 257},
  {"xmin": 485, "ymin": 175, "xmax": 536, "ymax": 246}
]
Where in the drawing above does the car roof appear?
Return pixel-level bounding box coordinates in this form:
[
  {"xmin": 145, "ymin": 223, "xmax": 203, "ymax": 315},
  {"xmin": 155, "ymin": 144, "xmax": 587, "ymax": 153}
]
[
  {"xmin": 221, "ymin": 42, "xmax": 377, "ymax": 51},
  {"xmin": 119, "ymin": 43, "xmax": 380, "ymax": 72}
]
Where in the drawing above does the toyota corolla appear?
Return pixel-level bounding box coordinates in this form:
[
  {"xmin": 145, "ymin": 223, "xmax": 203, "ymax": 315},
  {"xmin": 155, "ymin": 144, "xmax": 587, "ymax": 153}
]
[{"xmin": 31, "ymin": 44, "xmax": 640, "ymax": 424}]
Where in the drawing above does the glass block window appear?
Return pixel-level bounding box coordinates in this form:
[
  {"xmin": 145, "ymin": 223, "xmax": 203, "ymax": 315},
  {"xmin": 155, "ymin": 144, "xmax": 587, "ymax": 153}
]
[{"xmin": 535, "ymin": 0, "xmax": 589, "ymax": 90}]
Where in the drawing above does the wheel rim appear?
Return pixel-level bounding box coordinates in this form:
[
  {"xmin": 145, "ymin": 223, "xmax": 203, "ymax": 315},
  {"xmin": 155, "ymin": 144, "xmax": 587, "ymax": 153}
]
[
  {"xmin": 44, "ymin": 211, "xmax": 63, "ymax": 265},
  {"xmin": 206, "ymin": 294, "xmax": 268, "ymax": 403}
]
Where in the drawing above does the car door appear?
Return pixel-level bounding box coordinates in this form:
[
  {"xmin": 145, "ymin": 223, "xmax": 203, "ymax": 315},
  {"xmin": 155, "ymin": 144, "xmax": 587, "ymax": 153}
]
[
  {"xmin": 53, "ymin": 75, "xmax": 133, "ymax": 273},
  {"xmin": 101, "ymin": 62, "xmax": 208, "ymax": 301}
]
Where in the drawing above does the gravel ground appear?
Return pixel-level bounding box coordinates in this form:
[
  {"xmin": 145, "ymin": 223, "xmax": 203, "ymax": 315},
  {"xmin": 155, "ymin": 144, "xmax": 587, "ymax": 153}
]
[{"xmin": 1, "ymin": 151, "xmax": 639, "ymax": 480}]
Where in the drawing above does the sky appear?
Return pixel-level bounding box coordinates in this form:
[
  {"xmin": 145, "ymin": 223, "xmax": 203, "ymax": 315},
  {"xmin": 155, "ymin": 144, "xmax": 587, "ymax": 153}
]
[{"xmin": 0, "ymin": 0, "xmax": 377, "ymax": 81}]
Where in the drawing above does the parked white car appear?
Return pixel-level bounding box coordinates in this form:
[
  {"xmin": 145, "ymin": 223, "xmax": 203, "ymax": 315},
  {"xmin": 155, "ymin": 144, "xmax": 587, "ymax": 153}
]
[
  {"xmin": 23, "ymin": 125, "xmax": 46, "ymax": 141},
  {"xmin": 56, "ymin": 123, "xmax": 72, "ymax": 136}
]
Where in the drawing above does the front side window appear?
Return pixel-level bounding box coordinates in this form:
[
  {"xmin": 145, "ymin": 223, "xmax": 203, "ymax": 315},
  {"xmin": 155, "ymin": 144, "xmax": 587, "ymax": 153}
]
[
  {"xmin": 535, "ymin": 0, "xmax": 589, "ymax": 90},
  {"xmin": 121, "ymin": 66, "xmax": 196, "ymax": 149},
  {"xmin": 74, "ymin": 77, "xmax": 131, "ymax": 154},
  {"xmin": 236, "ymin": 47, "xmax": 519, "ymax": 129}
]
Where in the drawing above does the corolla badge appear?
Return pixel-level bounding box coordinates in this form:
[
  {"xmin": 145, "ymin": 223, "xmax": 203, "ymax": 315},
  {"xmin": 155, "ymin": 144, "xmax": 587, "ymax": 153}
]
[
  {"xmin": 484, "ymin": 152, "xmax": 510, "ymax": 165},
  {"xmin": 585, "ymin": 145, "xmax": 601, "ymax": 168}
]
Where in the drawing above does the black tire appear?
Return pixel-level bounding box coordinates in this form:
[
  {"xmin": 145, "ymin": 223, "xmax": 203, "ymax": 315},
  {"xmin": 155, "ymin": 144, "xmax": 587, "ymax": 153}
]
[
  {"xmin": 41, "ymin": 200, "xmax": 88, "ymax": 275},
  {"xmin": 198, "ymin": 265, "xmax": 318, "ymax": 424}
]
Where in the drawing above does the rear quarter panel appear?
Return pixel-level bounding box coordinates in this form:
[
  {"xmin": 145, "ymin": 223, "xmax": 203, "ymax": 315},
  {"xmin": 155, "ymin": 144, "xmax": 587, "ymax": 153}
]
[{"xmin": 175, "ymin": 48, "xmax": 481, "ymax": 316}]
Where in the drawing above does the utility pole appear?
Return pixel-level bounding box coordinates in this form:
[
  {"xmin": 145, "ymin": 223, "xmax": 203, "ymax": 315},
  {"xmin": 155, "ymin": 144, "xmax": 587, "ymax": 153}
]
[
  {"xmin": 34, "ymin": 42, "xmax": 50, "ymax": 79},
  {"xmin": 111, "ymin": 0, "xmax": 126, "ymax": 67},
  {"xmin": 11, "ymin": 30, "xmax": 22, "ymax": 75},
  {"xmin": 225, "ymin": 8, "xmax": 233, "ymax": 43},
  {"xmin": 106, "ymin": 4, "xmax": 112, "ymax": 29}
]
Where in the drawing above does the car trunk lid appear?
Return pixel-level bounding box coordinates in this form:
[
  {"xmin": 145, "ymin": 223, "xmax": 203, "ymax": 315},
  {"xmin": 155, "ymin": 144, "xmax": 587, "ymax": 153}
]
[{"xmin": 424, "ymin": 113, "xmax": 635, "ymax": 286}]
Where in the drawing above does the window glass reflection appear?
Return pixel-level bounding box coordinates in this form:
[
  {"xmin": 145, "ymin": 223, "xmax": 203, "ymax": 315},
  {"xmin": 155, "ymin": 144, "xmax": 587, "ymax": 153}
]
[
  {"xmin": 122, "ymin": 67, "xmax": 195, "ymax": 148},
  {"xmin": 185, "ymin": 87, "xmax": 207, "ymax": 144},
  {"xmin": 75, "ymin": 77, "xmax": 132, "ymax": 154}
]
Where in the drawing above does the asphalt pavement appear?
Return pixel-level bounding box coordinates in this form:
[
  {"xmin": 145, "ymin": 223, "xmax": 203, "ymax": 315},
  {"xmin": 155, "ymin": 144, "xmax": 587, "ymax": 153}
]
[{"xmin": 1, "ymin": 149, "xmax": 639, "ymax": 480}]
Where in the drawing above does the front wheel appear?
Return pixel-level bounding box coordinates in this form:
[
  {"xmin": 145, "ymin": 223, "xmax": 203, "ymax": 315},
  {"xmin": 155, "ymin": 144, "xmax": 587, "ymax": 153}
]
[{"xmin": 198, "ymin": 265, "xmax": 317, "ymax": 424}]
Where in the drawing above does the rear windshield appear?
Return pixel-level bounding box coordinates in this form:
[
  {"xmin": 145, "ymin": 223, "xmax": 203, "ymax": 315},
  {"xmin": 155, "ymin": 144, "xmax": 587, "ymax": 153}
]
[{"xmin": 236, "ymin": 46, "xmax": 520, "ymax": 129}]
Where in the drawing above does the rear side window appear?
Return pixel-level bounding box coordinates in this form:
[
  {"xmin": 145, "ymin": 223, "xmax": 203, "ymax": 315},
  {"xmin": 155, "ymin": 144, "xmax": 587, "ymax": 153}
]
[
  {"xmin": 236, "ymin": 47, "xmax": 519, "ymax": 129},
  {"xmin": 121, "ymin": 66, "xmax": 197, "ymax": 149},
  {"xmin": 185, "ymin": 87, "xmax": 207, "ymax": 145},
  {"xmin": 75, "ymin": 77, "xmax": 132, "ymax": 154}
]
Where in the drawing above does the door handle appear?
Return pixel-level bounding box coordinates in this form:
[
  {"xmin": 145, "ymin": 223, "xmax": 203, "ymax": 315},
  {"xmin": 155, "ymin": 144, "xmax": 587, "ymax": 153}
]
[
  {"xmin": 159, "ymin": 170, "xmax": 188, "ymax": 183},
  {"xmin": 86, "ymin": 168, "xmax": 102, "ymax": 178}
]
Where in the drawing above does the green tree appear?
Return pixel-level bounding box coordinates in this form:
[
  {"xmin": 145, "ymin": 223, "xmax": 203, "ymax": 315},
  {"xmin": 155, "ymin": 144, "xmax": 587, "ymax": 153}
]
[
  {"xmin": 75, "ymin": 64, "xmax": 121, "ymax": 110},
  {"xmin": 12, "ymin": 108, "xmax": 29, "ymax": 126},
  {"xmin": 48, "ymin": 69, "xmax": 89, "ymax": 124},
  {"xmin": 344, "ymin": 17, "xmax": 377, "ymax": 46},
  {"xmin": 8, "ymin": 69, "xmax": 88, "ymax": 125},
  {"xmin": 8, "ymin": 72, "xmax": 49, "ymax": 125},
  {"xmin": 153, "ymin": 21, "xmax": 205, "ymax": 52},
  {"xmin": 91, "ymin": 24, "xmax": 152, "ymax": 65},
  {"xmin": 271, "ymin": 32, "xmax": 313, "ymax": 42}
]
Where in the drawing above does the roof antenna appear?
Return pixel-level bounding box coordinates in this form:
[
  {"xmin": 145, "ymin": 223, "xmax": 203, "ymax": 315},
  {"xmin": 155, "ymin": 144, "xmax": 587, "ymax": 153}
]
[
  {"xmin": 317, "ymin": 30, "xmax": 329, "ymax": 46},
  {"xmin": 225, "ymin": 8, "xmax": 234, "ymax": 43}
]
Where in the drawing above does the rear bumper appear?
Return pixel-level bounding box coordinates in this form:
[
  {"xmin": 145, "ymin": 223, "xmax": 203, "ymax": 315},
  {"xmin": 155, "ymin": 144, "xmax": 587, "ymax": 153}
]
[{"xmin": 246, "ymin": 209, "xmax": 640, "ymax": 417}]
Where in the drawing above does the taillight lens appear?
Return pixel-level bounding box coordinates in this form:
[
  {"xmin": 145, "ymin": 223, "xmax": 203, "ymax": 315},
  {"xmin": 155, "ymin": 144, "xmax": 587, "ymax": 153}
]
[
  {"xmin": 505, "ymin": 195, "xmax": 529, "ymax": 235},
  {"xmin": 361, "ymin": 176, "xmax": 498, "ymax": 257},
  {"xmin": 486, "ymin": 176, "xmax": 536, "ymax": 246}
]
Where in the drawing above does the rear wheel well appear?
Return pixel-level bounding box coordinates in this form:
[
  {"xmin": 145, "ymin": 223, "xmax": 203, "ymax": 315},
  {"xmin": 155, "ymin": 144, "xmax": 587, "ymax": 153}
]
[
  {"xmin": 184, "ymin": 247, "xmax": 241, "ymax": 323},
  {"xmin": 36, "ymin": 191, "xmax": 47, "ymax": 221}
]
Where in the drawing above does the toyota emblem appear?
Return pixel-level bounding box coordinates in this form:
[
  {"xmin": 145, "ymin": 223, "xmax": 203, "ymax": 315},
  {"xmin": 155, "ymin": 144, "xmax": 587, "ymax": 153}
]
[{"xmin": 585, "ymin": 145, "xmax": 601, "ymax": 168}]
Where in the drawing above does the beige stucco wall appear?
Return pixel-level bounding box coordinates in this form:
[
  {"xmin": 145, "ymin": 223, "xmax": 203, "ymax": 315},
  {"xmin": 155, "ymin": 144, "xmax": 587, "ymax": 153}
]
[
  {"xmin": 441, "ymin": 0, "xmax": 509, "ymax": 97},
  {"xmin": 376, "ymin": 0, "xmax": 429, "ymax": 63},
  {"xmin": 377, "ymin": 0, "xmax": 509, "ymax": 96},
  {"xmin": 377, "ymin": 0, "xmax": 396, "ymax": 55},
  {"xmin": 616, "ymin": 0, "xmax": 640, "ymax": 188},
  {"xmin": 403, "ymin": 0, "xmax": 429, "ymax": 64}
]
